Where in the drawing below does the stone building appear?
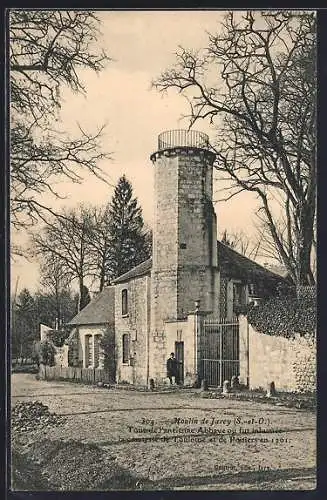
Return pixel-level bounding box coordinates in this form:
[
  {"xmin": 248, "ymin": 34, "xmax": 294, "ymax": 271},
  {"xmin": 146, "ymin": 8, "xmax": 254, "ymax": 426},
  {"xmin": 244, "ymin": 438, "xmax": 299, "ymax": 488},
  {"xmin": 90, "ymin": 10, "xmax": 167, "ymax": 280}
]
[
  {"xmin": 67, "ymin": 287, "xmax": 115, "ymax": 374},
  {"xmin": 67, "ymin": 129, "xmax": 282, "ymax": 386}
]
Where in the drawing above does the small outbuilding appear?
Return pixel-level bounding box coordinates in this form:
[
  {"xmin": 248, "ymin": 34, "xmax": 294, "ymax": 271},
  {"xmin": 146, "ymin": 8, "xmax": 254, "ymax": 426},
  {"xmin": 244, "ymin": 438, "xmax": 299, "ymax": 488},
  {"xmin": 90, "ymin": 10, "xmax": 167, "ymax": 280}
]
[{"xmin": 67, "ymin": 287, "xmax": 115, "ymax": 369}]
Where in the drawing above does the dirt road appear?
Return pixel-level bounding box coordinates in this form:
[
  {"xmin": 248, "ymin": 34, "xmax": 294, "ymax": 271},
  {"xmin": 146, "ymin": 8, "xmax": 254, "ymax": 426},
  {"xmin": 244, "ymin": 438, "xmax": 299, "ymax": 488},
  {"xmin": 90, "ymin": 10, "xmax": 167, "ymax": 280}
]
[{"xmin": 11, "ymin": 374, "xmax": 316, "ymax": 491}]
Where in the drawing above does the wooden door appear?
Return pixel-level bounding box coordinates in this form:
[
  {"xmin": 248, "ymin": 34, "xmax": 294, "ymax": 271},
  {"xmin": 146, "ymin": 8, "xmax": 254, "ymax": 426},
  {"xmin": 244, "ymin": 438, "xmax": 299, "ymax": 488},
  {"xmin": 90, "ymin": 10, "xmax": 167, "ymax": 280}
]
[{"xmin": 175, "ymin": 341, "xmax": 184, "ymax": 383}]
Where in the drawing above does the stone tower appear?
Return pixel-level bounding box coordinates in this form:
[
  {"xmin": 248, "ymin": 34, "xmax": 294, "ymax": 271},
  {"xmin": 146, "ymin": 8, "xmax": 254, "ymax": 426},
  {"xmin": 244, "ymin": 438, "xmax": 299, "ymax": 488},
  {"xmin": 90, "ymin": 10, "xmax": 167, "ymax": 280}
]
[{"xmin": 150, "ymin": 129, "xmax": 219, "ymax": 333}]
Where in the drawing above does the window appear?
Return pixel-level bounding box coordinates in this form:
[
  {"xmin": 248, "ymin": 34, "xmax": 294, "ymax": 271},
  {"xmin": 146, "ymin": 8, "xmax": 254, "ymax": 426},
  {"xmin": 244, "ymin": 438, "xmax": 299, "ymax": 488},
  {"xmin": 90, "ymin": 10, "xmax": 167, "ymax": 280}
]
[
  {"xmin": 122, "ymin": 289, "xmax": 128, "ymax": 316},
  {"xmin": 85, "ymin": 335, "xmax": 93, "ymax": 368},
  {"xmin": 122, "ymin": 334, "xmax": 130, "ymax": 364},
  {"xmin": 233, "ymin": 282, "xmax": 246, "ymax": 312},
  {"xmin": 93, "ymin": 335, "xmax": 101, "ymax": 368}
]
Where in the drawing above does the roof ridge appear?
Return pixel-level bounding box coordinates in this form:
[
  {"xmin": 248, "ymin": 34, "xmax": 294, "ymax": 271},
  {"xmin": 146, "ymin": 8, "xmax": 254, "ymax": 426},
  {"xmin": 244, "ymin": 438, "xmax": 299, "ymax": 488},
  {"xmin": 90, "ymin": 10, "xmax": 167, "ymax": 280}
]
[{"xmin": 113, "ymin": 257, "xmax": 152, "ymax": 284}]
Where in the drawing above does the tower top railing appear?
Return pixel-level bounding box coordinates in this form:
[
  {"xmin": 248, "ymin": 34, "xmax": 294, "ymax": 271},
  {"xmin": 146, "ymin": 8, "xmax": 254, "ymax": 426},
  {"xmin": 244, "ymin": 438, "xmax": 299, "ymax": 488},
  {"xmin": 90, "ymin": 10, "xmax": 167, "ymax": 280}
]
[{"xmin": 158, "ymin": 129, "xmax": 209, "ymax": 150}]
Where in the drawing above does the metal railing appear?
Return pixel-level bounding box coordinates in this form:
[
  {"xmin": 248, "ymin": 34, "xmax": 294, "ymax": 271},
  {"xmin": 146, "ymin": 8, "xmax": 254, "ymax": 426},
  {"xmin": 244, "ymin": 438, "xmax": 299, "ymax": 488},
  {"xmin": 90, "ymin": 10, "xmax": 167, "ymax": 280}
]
[
  {"xmin": 201, "ymin": 359, "xmax": 239, "ymax": 388},
  {"xmin": 158, "ymin": 129, "xmax": 209, "ymax": 150},
  {"xmin": 199, "ymin": 317, "xmax": 239, "ymax": 387}
]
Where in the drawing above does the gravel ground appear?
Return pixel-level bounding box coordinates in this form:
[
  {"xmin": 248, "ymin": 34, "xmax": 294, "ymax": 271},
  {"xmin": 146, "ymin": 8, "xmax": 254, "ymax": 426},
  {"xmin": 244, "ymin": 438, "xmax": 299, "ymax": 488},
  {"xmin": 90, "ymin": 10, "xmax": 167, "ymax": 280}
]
[{"xmin": 11, "ymin": 374, "xmax": 316, "ymax": 491}]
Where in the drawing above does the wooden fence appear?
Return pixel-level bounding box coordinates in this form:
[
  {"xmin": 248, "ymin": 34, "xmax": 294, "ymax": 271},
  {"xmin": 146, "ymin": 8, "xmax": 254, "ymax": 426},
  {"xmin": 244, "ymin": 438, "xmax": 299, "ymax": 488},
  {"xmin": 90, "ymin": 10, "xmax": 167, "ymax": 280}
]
[{"xmin": 39, "ymin": 365, "xmax": 113, "ymax": 384}]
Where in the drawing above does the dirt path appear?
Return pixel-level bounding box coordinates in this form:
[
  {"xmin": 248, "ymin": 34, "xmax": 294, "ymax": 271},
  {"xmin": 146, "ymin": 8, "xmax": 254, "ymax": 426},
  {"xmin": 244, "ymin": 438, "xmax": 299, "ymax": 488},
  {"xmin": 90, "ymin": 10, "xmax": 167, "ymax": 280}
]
[{"xmin": 11, "ymin": 374, "xmax": 316, "ymax": 491}]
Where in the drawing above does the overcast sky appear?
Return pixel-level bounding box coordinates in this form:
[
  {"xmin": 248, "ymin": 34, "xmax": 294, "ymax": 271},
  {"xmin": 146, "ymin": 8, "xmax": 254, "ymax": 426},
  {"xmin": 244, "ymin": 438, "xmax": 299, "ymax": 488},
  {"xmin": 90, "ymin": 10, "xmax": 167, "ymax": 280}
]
[{"xmin": 11, "ymin": 10, "xmax": 262, "ymax": 294}]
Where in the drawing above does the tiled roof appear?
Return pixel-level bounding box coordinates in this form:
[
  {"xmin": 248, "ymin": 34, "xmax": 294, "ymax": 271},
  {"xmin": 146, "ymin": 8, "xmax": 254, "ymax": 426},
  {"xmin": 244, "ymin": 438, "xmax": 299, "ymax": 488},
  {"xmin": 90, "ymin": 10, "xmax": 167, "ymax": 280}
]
[
  {"xmin": 67, "ymin": 286, "xmax": 115, "ymax": 326},
  {"xmin": 217, "ymin": 241, "xmax": 283, "ymax": 282},
  {"xmin": 113, "ymin": 244, "xmax": 283, "ymax": 286},
  {"xmin": 66, "ymin": 243, "xmax": 284, "ymax": 327},
  {"xmin": 113, "ymin": 258, "xmax": 152, "ymax": 284}
]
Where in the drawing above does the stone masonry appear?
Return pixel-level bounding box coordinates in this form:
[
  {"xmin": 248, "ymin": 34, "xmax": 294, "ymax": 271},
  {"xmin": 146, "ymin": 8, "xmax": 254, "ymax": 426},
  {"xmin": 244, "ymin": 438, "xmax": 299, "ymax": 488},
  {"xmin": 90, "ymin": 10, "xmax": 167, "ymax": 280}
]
[
  {"xmin": 239, "ymin": 316, "xmax": 316, "ymax": 392},
  {"xmin": 115, "ymin": 276, "xmax": 151, "ymax": 385},
  {"xmin": 150, "ymin": 147, "xmax": 218, "ymax": 329},
  {"xmin": 149, "ymin": 136, "xmax": 219, "ymax": 382}
]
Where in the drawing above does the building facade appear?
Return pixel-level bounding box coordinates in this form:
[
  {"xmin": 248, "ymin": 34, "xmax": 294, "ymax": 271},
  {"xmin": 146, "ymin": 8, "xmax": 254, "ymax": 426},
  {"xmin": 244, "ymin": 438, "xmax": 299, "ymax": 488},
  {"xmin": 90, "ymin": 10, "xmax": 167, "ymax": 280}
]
[{"xmin": 67, "ymin": 129, "xmax": 283, "ymax": 386}]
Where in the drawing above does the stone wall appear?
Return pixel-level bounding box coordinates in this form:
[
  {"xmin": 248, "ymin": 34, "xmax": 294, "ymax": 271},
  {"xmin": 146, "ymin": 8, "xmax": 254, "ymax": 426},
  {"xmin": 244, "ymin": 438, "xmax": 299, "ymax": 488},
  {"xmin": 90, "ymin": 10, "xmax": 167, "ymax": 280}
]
[
  {"xmin": 239, "ymin": 316, "xmax": 316, "ymax": 392},
  {"xmin": 115, "ymin": 275, "xmax": 150, "ymax": 385}
]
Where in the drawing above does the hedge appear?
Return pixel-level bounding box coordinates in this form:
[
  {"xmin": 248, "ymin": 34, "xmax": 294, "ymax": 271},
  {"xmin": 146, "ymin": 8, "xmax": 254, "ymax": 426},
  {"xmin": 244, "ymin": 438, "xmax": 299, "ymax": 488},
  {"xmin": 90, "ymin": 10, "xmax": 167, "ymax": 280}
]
[{"xmin": 247, "ymin": 295, "xmax": 316, "ymax": 339}]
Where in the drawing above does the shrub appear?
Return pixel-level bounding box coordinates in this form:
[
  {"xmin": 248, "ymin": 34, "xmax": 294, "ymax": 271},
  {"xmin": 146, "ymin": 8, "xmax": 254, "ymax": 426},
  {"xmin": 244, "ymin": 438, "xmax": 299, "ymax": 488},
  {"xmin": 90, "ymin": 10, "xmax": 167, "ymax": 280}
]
[
  {"xmin": 48, "ymin": 328, "xmax": 70, "ymax": 347},
  {"xmin": 38, "ymin": 340, "xmax": 56, "ymax": 366},
  {"xmin": 247, "ymin": 295, "xmax": 316, "ymax": 338}
]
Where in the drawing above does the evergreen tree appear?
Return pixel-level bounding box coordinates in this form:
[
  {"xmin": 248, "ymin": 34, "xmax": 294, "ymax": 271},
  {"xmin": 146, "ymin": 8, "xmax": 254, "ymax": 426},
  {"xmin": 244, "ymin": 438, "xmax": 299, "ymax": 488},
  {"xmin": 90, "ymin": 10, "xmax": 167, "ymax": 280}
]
[
  {"xmin": 80, "ymin": 285, "xmax": 91, "ymax": 310},
  {"xmin": 105, "ymin": 175, "xmax": 150, "ymax": 283},
  {"xmin": 12, "ymin": 288, "xmax": 37, "ymax": 361}
]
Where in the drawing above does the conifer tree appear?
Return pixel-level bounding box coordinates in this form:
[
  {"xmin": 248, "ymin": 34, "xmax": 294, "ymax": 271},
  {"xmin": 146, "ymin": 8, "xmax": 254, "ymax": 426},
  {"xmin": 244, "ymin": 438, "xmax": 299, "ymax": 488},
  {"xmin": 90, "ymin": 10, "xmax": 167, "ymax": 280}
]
[
  {"xmin": 12, "ymin": 288, "xmax": 37, "ymax": 361},
  {"xmin": 80, "ymin": 285, "xmax": 91, "ymax": 310},
  {"xmin": 105, "ymin": 175, "xmax": 150, "ymax": 283}
]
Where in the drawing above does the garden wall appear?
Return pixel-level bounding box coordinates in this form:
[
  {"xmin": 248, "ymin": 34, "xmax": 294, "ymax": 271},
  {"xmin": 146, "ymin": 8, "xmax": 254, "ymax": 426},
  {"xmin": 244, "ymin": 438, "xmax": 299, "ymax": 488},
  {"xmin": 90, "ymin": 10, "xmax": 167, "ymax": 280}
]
[
  {"xmin": 239, "ymin": 316, "xmax": 316, "ymax": 393},
  {"xmin": 39, "ymin": 365, "xmax": 112, "ymax": 384}
]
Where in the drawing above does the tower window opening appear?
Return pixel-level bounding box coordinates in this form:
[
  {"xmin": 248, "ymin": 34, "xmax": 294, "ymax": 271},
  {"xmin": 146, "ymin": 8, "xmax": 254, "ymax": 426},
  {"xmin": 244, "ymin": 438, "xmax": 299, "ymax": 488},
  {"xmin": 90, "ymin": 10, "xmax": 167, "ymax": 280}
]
[{"xmin": 122, "ymin": 289, "xmax": 128, "ymax": 316}]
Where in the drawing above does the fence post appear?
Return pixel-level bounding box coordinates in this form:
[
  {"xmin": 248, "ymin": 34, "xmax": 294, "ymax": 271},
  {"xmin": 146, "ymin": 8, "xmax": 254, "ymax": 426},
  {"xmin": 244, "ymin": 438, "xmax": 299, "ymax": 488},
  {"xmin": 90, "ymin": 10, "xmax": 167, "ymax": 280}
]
[
  {"xmin": 219, "ymin": 323, "xmax": 223, "ymax": 387},
  {"xmin": 246, "ymin": 318, "xmax": 250, "ymax": 388}
]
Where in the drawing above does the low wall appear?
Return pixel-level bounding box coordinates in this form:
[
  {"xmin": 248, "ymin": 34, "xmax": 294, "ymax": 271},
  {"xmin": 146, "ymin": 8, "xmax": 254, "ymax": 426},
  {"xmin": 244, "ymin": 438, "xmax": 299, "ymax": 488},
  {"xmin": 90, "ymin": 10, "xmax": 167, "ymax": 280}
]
[
  {"xmin": 239, "ymin": 316, "xmax": 316, "ymax": 392},
  {"xmin": 39, "ymin": 365, "xmax": 113, "ymax": 384}
]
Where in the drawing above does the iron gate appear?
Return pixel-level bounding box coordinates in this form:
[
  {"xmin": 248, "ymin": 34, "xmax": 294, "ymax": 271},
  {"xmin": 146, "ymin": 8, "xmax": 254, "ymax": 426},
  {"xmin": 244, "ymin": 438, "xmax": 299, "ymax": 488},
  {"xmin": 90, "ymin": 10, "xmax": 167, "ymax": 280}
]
[{"xmin": 199, "ymin": 317, "xmax": 239, "ymax": 387}]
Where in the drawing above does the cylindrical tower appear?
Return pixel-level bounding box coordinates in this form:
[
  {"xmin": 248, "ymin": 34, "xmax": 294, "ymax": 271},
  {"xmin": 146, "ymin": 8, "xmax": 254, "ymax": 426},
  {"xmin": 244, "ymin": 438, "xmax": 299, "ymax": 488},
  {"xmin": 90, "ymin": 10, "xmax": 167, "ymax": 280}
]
[{"xmin": 150, "ymin": 129, "xmax": 219, "ymax": 332}]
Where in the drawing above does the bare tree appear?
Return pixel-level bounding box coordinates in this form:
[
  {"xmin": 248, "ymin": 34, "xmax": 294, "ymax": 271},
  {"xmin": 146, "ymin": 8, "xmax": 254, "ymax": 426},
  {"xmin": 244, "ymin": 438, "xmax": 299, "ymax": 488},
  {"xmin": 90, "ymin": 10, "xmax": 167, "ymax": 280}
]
[
  {"xmin": 39, "ymin": 253, "xmax": 74, "ymax": 324},
  {"xmin": 153, "ymin": 11, "xmax": 316, "ymax": 285},
  {"xmin": 220, "ymin": 229, "xmax": 262, "ymax": 260},
  {"xmin": 85, "ymin": 205, "xmax": 112, "ymax": 292},
  {"xmin": 10, "ymin": 10, "xmax": 111, "ymax": 230},
  {"xmin": 32, "ymin": 205, "xmax": 95, "ymax": 311}
]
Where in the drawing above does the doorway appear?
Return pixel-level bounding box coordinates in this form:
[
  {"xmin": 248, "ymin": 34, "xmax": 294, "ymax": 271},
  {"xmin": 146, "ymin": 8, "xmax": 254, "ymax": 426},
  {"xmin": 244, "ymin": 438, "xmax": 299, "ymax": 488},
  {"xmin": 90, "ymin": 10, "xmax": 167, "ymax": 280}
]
[{"xmin": 175, "ymin": 341, "xmax": 184, "ymax": 383}]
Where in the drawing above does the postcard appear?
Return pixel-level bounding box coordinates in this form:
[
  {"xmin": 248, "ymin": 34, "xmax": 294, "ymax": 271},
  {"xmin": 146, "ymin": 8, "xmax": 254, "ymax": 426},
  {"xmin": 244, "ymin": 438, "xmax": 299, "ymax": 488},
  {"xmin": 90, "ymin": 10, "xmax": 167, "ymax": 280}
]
[{"xmin": 9, "ymin": 9, "xmax": 316, "ymax": 492}]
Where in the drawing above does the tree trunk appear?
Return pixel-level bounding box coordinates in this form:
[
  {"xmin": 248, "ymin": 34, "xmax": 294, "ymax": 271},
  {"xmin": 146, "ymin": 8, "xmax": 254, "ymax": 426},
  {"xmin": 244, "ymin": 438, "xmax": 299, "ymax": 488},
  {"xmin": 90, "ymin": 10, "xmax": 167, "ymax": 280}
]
[
  {"xmin": 99, "ymin": 257, "xmax": 105, "ymax": 292},
  {"xmin": 78, "ymin": 277, "xmax": 84, "ymax": 312},
  {"xmin": 99, "ymin": 274, "xmax": 105, "ymax": 292},
  {"xmin": 297, "ymin": 202, "xmax": 315, "ymax": 285}
]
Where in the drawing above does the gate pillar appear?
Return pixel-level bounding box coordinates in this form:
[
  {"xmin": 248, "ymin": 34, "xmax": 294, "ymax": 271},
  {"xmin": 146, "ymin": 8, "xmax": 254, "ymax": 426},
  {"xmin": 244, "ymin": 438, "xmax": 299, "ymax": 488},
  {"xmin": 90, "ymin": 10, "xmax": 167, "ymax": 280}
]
[{"xmin": 187, "ymin": 304, "xmax": 207, "ymax": 383}]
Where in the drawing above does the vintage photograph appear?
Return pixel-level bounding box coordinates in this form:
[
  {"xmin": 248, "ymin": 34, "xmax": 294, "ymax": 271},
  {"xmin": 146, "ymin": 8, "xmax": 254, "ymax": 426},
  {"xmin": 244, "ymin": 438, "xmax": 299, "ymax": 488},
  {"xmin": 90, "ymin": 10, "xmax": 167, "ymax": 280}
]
[{"xmin": 9, "ymin": 9, "xmax": 316, "ymax": 491}]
